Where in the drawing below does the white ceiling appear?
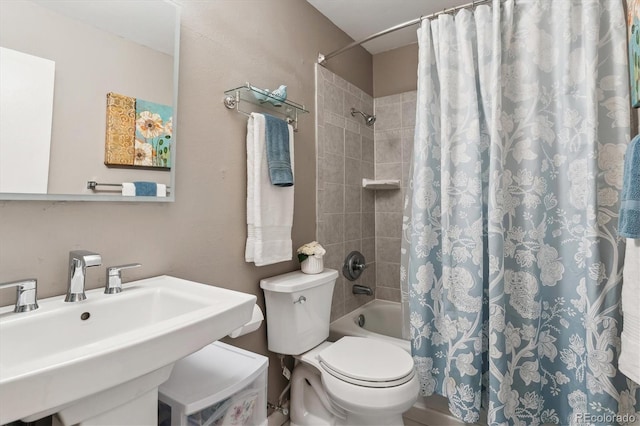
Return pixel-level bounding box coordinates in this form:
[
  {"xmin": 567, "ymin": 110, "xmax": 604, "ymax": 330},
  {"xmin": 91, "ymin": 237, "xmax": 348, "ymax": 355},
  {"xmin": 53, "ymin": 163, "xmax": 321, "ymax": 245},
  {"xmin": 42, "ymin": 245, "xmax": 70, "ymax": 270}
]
[{"xmin": 306, "ymin": 0, "xmax": 473, "ymax": 55}]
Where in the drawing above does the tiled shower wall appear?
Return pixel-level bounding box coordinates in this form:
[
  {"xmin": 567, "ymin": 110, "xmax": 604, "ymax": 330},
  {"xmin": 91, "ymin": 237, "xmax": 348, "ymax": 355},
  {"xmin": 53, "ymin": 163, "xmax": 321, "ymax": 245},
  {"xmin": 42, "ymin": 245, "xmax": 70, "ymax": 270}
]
[
  {"xmin": 315, "ymin": 64, "xmax": 376, "ymax": 321},
  {"xmin": 373, "ymin": 91, "xmax": 416, "ymax": 302}
]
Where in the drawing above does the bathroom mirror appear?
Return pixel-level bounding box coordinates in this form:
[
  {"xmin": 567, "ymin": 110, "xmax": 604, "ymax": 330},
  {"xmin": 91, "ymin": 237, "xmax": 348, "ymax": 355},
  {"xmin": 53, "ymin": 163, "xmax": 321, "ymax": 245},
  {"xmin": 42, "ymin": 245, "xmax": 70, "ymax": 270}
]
[{"xmin": 0, "ymin": 0, "xmax": 180, "ymax": 202}]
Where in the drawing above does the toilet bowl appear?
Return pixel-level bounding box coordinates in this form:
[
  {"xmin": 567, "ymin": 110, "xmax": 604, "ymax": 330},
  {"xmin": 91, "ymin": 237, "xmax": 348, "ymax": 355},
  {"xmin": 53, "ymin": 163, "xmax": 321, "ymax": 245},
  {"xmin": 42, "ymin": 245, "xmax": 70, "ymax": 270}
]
[
  {"xmin": 293, "ymin": 338, "xmax": 419, "ymax": 425},
  {"xmin": 260, "ymin": 269, "xmax": 418, "ymax": 426}
]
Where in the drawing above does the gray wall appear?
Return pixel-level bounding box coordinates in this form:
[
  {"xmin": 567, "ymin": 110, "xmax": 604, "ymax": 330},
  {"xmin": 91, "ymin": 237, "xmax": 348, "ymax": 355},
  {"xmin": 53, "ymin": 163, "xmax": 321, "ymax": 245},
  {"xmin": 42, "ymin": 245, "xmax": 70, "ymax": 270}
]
[
  {"xmin": 373, "ymin": 43, "xmax": 418, "ymax": 97},
  {"xmin": 0, "ymin": 0, "xmax": 372, "ymax": 405}
]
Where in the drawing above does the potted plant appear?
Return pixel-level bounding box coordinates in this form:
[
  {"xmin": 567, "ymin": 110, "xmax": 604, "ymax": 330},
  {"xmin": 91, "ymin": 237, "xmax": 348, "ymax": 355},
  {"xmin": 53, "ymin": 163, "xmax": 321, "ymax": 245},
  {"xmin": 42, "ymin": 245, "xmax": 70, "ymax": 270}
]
[{"xmin": 297, "ymin": 241, "xmax": 326, "ymax": 274}]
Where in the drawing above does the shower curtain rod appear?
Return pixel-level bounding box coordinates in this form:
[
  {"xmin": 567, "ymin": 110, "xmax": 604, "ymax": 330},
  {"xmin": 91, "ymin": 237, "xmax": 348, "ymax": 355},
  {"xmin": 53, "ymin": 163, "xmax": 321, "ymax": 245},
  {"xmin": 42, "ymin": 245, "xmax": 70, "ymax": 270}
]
[{"xmin": 317, "ymin": 0, "xmax": 492, "ymax": 64}]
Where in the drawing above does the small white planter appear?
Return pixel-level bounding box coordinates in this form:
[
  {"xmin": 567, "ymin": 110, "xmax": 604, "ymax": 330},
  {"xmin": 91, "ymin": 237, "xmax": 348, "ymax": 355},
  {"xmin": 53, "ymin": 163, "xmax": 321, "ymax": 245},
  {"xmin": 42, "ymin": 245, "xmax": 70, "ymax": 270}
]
[{"xmin": 301, "ymin": 256, "xmax": 324, "ymax": 274}]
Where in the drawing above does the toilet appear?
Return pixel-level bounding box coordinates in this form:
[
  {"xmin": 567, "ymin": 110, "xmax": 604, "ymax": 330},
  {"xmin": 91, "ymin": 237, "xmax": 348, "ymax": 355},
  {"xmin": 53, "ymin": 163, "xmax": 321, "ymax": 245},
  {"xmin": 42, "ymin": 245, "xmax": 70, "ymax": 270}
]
[{"xmin": 260, "ymin": 269, "xmax": 418, "ymax": 426}]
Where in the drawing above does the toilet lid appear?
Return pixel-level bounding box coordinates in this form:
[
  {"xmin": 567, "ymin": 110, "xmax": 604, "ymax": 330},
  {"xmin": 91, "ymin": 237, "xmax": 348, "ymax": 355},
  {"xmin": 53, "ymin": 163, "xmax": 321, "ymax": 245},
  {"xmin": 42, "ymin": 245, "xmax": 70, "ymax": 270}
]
[{"xmin": 318, "ymin": 337, "xmax": 415, "ymax": 387}]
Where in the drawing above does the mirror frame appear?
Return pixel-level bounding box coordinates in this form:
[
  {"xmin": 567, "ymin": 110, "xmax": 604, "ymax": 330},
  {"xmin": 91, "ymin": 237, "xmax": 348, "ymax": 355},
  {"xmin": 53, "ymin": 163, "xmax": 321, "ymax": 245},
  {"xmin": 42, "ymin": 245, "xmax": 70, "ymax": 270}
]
[{"xmin": 0, "ymin": 1, "xmax": 181, "ymax": 202}]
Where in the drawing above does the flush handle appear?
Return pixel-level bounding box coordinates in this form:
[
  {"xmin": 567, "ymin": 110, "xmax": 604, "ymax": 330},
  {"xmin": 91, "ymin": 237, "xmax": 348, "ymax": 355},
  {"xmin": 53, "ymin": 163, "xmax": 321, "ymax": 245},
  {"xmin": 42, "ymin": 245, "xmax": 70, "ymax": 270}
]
[{"xmin": 294, "ymin": 295, "xmax": 307, "ymax": 304}]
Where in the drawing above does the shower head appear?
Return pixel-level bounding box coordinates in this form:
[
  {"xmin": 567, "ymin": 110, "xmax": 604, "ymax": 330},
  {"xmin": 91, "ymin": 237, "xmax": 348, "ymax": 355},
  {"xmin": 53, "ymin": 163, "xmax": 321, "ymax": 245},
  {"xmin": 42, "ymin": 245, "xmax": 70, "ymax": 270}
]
[{"xmin": 350, "ymin": 108, "xmax": 376, "ymax": 126}]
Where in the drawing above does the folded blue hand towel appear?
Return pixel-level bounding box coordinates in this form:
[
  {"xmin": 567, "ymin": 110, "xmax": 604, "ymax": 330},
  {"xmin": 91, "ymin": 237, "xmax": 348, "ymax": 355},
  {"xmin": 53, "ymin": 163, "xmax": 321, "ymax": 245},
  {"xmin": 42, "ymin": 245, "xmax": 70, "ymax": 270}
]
[
  {"xmin": 264, "ymin": 114, "xmax": 293, "ymax": 187},
  {"xmin": 619, "ymin": 135, "xmax": 640, "ymax": 238},
  {"xmin": 134, "ymin": 181, "xmax": 157, "ymax": 196}
]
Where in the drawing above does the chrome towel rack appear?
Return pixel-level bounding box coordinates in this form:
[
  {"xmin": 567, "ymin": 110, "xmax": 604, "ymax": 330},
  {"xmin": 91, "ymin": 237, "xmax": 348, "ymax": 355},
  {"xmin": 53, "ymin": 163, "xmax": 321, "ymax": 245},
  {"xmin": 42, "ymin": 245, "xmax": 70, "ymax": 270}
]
[
  {"xmin": 87, "ymin": 181, "xmax": 171, "ymax": 190},
  {"xmin": 223, "ymin": 83, "xmax": 308, "ymax": 132}
]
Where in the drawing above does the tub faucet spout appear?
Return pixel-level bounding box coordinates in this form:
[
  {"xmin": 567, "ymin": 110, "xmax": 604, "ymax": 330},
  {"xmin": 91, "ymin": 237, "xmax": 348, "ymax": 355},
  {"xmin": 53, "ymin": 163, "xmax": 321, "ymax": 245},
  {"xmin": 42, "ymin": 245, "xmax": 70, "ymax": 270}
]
[
  {"xmin": 66, "ymin": 250, "xmax": 101, "ymax": 302},
  {"xmin": 352, "ymin": 284, "xmax": 373, "ymax": 296}
]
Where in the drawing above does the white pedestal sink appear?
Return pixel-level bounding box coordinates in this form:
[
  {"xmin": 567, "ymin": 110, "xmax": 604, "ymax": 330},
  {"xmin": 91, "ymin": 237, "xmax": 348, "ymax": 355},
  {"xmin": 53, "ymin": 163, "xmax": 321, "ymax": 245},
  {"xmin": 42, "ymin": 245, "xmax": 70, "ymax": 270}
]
[{"xmin": 0, "ymin": 275, "xmax": 256, "ymax": 425}]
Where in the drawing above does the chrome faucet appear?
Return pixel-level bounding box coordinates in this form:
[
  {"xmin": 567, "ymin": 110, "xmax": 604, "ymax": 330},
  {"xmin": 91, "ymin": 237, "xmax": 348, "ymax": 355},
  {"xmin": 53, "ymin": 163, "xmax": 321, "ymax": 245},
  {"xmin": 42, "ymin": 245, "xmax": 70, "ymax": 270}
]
[
  {"xmin": 66, "ymin": 250, "xmax": 102, "ymax": 302},
  {"xmin": 0, "ymin": 279, "xmax": 39, "ymax": 312},
  {"xmin": 105, "ymin": 263, "xmax": 141, "ymax": 294}
]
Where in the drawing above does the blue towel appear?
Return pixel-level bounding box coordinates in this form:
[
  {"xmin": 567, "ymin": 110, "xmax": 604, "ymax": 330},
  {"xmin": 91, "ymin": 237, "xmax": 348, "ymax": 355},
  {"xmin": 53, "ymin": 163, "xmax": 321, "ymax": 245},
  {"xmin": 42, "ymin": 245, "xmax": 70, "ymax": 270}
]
[
  {"xmin": 133, "ymin": 181, "xmax": 157, "ymax": 196},
  {"xmin": 264, "ymin": 114, "xmax": 293, "ymax": 187},
  {"xmin": 619, "ymin": 135, "xmax": 640, "ymax": 238}
]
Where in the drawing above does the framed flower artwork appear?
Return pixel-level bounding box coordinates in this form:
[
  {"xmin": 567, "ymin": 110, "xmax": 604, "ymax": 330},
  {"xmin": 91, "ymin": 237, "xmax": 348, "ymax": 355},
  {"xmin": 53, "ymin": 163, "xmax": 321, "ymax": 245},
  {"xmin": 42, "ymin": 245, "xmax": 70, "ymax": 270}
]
[{"xmin": 104, "ymin": 92, "xmax": 173, "ymax": 168}]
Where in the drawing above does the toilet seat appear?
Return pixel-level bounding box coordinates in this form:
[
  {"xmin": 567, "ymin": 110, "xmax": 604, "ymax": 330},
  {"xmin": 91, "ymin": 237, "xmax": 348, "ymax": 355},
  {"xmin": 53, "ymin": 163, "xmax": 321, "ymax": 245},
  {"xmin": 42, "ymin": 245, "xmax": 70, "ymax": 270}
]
[
  {"xmin": 317, "ymin": 337, "xmax": 415, "ymax": 388},
  {"xmin": 319, "ymin": 361, "xmax": 414, "ymax": 388}
]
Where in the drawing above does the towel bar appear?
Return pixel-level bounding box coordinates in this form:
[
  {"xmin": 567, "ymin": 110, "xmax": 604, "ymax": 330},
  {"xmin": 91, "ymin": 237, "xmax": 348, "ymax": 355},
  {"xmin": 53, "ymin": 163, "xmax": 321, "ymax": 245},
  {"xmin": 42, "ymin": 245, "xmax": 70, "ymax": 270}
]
[{"xmin": 87, "ymin": 181, "xmax": 171, "ymax": 190}]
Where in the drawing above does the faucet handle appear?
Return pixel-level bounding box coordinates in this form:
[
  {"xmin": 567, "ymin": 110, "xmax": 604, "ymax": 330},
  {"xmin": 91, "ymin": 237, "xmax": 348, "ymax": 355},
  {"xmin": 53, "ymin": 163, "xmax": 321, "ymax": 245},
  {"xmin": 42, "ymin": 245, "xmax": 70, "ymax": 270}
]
[
  {"xmin": 105, "ymin": 263, "xmax": 141, "ymax": 294},
  {"xmin": 343, "ymin": 251, "xmax": 369, "ymax": 281},
  {"xmin": 0, "ymin": 279, "xmax": 39, "ymax": 313}
]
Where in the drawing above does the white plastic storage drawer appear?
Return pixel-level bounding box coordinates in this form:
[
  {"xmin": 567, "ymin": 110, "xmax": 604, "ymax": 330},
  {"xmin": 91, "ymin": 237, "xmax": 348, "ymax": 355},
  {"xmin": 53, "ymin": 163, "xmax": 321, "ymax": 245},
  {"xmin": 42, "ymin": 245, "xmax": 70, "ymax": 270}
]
[{"xmin": 158, "ymin": 341, "xmax": 268, "ymax": 426}]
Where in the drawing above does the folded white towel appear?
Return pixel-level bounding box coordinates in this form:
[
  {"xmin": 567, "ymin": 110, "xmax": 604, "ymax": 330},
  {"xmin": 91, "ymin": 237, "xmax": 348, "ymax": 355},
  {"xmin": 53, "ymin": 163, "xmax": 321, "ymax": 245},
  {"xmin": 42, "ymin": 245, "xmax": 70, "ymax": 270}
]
[
  {"xmin": 245, "ymin": 113, "xmax": 294, "ymax": 266},
  {"xmin": 122, "ymin": 182, "xmax": 135, "ymax": 196},
  {"xmin": 620, "ymin": 238, "xmax": 640, "ymax": 384},
  {"xmin": 156, "ymin": 183, "xmax": 167, "ymax": 197}
]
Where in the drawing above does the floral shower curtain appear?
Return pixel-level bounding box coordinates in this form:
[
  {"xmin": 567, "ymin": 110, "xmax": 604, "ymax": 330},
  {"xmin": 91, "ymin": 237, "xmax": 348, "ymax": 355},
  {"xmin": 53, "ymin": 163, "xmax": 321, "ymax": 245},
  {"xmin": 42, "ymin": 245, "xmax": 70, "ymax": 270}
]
[{"xmin": 400, "ymin": 0, "xmax": 640, "ymax": 424}]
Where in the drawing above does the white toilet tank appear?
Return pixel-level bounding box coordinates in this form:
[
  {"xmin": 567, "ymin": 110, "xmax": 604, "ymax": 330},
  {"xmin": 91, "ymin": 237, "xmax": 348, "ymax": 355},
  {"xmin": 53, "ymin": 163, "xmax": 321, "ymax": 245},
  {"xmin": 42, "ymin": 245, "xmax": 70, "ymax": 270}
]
[{"xmin": 260, "ymin": 269, "xmax": 338, "ymax": 355}]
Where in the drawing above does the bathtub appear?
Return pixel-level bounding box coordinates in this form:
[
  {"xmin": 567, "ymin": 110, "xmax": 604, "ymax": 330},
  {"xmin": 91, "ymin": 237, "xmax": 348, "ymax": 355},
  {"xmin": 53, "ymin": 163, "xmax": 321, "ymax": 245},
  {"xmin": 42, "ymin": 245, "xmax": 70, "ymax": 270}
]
[
  {"xmin": 329, "ymin": 299, "xmax": 410, "ymax": 351},
  {"xmin": 329, "ymin": 300, "xmax": 482, "ymax": 426}
]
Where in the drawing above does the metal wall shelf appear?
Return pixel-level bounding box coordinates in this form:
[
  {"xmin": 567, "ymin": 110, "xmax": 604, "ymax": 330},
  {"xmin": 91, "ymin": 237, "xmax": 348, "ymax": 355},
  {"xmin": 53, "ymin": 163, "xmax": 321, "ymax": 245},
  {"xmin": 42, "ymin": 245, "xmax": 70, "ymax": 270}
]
[{"xmin": 224, "ymin": 83, "xmax": 308, "ymax": 131}]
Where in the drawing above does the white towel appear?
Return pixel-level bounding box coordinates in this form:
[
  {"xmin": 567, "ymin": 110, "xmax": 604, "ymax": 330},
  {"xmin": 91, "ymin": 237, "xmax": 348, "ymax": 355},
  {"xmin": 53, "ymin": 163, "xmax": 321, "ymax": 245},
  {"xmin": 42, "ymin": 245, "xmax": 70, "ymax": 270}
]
[
  {"xmin": 620, "ymin": 238, "xmax": 640, "ymax": 384},
  {"xmin": 156, "ymin": 183, "xmax": 167, "ymax": 197},
  {"xmin": 245, "ymin": 113, "xmax": 294, "ymax": 266},
  {"xmin": 122, "ymin": 182, "xmax": 135, "ymax": 196}
]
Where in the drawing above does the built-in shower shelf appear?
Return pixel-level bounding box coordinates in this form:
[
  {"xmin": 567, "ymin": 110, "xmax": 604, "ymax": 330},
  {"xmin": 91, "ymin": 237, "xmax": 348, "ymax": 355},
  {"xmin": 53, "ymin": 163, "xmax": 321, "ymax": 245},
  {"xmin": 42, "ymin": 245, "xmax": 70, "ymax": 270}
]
[{"xmin": 362, "ymin": 178, "xmax": 401, "ymax": 190}]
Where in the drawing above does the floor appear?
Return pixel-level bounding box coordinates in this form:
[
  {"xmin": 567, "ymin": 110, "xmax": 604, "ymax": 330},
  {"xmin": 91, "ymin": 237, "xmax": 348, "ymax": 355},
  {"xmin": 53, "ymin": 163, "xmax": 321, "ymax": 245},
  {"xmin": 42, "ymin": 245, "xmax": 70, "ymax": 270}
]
[{"xmin": 268, "ymin": 415, "xmax": 427, "ymax": 426}]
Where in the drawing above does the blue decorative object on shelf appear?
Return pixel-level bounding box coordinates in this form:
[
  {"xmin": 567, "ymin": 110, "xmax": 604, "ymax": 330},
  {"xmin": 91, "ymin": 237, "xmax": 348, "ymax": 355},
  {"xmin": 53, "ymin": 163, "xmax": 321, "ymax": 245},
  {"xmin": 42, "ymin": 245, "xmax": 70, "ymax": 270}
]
[
  {"xmin": 267, "ymin": 85, "xmax": 287, "ymax": 106},
  {"xmin": 251, "ymin": 87, "xmax": 269, "ymax": 103}
]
